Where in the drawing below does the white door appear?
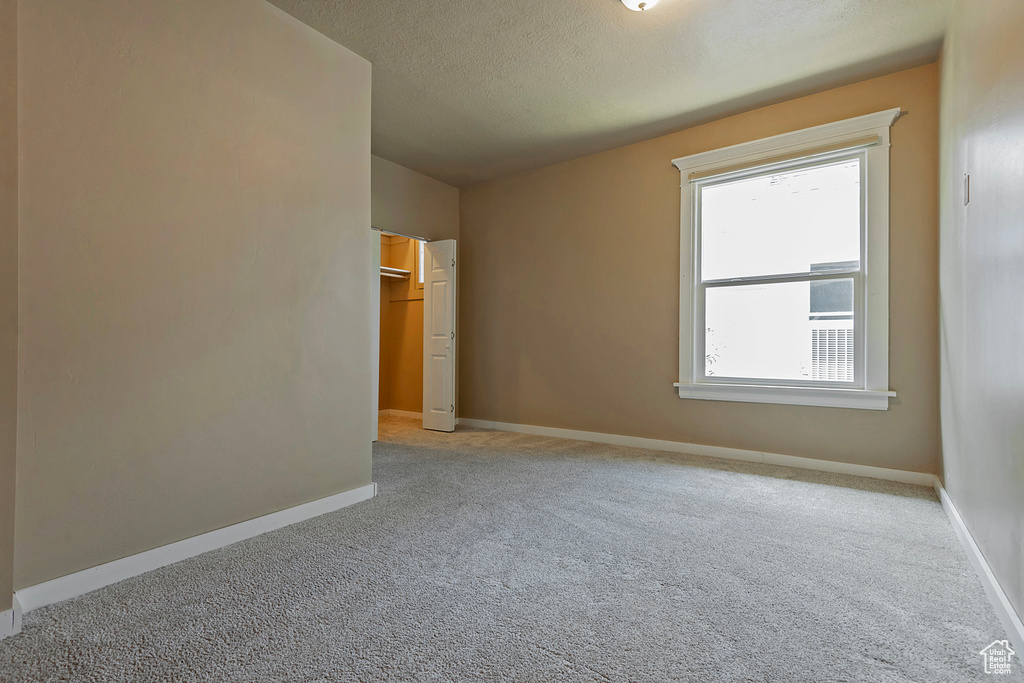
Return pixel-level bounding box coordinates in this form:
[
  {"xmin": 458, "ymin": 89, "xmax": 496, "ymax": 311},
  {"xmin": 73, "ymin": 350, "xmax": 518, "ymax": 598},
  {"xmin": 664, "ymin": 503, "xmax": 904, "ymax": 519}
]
[{"xmin": 423, "ymin": 239, "xmax": 456, "ymax": 432}]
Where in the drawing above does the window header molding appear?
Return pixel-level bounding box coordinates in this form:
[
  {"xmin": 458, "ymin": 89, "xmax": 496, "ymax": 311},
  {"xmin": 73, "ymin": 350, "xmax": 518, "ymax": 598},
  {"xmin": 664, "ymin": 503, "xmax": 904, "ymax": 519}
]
[
  {"xmin": 671, "ymin": 108, "xmax": 901, "ymax": 182},
  {"xmin": 685, "ymin": 135, "xmax": 880, "ymax": 184}
]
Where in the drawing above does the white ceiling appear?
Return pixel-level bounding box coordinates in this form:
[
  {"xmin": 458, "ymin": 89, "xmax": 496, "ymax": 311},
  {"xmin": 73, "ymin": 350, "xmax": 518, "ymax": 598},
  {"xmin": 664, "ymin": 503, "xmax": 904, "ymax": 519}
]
[{"xmin": 271, "ymin": 0, "xmax": 952, "ymax": 186}]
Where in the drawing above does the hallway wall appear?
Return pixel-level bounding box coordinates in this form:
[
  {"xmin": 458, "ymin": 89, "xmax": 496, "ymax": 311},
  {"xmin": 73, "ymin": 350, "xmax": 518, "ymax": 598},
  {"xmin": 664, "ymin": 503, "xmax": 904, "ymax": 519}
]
[
  {"xmin": 0, "ymin": 0, "xmax": 18, "ymax": 615},
  {"xmin": 15, "ymin": 0, "xmax": 372, "ymax": 588},
  {"xmin": 939, "ymin": 0, "xmax": 1024, "ymax": 629}
]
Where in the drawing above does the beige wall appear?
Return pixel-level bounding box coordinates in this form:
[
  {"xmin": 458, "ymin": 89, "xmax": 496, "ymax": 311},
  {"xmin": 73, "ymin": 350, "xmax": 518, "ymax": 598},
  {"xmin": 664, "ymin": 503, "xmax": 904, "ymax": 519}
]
[
  {"xmin": 939, "ymin": 0, "xmax": 1024, "ymax": 624},
  {"xmin": 372, "ymin": 156, "xmax": 459, "ymax": 242},
  {"xmin": 372, "ymin": 157, "xmax": 458, "ymax": 415},
  {"xmin": 383, "ymin": 238, "xmax": 424, "ymax": 413},
  {"xmin": 15, "ymin": 0, "xmax": 372, "ymax": 588},
  {"xmin": 460, "ymin": 64, "xmax": 941, "ymax": 473},
  {"xmin": 0, "ymin": 0, "xmax": 17, "ymax": 613},
  {"xmin": 387, "ymin": 298, "xmax": 424, "ymax": 413}
]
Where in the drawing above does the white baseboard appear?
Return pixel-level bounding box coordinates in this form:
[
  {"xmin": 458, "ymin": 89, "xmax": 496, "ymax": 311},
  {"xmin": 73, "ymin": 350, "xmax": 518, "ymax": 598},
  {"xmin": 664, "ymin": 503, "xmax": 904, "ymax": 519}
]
[
  {"xmin": 0, "ymin": 594, "xmax": 22, "ymax": 640},
  {"xmin": 935, "ymin": 476, "xmax": 1024, "ymax": 653},
  {"xmin": 381, "ymin": 409, "xmax": 422, "ymax": 420},
  {"xmin": 0, "ymin": 610, "xmax": 13, "ymax": 640},
  {"xmin": 457, "ymin": 418, "xmax": 935, "ymax": 487},
  {"xmin": 15, "ymin": 482, "xmax": 377, "ymax": 615}
]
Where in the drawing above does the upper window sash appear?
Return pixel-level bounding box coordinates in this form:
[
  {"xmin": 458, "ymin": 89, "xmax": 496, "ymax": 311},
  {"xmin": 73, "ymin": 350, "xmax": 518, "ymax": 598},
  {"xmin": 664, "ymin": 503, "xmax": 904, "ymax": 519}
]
[{"xmin": 694, "ymin": 151, "xmax": 867, "ymax": 287}]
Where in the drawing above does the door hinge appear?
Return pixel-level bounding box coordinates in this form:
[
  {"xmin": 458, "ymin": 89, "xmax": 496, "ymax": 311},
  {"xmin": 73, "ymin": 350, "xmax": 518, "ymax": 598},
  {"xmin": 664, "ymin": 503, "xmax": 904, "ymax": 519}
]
[
  {"xmin": 451, "ymin": 331, "xmax": 455, "ymax": 339},
  {"xmin": 451, "ymin": 258, "xmax": 455, "ymax": 267},
  {"xmin": 450, "ymin": 404, "xmax": 454, "ymax": 413}
]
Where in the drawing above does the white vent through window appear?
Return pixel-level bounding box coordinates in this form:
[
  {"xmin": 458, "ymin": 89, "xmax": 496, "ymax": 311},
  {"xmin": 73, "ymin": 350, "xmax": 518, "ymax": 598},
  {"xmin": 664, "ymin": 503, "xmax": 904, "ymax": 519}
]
[{"xmin": 811, "ymin": 326, "xmax": 854, "ymax": 382}]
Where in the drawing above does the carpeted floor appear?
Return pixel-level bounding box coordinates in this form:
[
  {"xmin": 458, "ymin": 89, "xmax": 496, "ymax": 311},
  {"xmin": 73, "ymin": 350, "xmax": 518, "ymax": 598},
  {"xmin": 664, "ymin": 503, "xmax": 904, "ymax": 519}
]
[{"xmin": 0, "ymin": 416, "xmax": 1019, "ymax": 682}]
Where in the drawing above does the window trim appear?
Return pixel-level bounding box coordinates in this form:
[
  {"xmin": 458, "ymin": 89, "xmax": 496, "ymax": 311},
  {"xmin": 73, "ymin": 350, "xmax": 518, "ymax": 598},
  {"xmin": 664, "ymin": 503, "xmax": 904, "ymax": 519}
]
[
  {"xmin": 672, "ymin": 108, "xmax": 900, "ymax": 411},
  {"xmin": 416, "ymin": 239, "xmax": 426, "ymax": 290}
]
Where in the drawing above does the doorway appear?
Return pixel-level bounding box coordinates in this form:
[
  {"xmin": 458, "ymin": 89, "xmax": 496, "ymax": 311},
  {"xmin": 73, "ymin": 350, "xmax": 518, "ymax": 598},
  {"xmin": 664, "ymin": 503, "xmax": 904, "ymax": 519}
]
[{"xmin": 371, "ymin": 229, "xmax": 456, "ymax": 440}]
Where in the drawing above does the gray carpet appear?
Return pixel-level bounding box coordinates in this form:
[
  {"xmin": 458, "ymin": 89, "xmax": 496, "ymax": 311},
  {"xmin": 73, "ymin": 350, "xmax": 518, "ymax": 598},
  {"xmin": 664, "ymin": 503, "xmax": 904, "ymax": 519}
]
[{"xmin": 1, "ymin": 416, "xmax": 1019, "ymax": 682}]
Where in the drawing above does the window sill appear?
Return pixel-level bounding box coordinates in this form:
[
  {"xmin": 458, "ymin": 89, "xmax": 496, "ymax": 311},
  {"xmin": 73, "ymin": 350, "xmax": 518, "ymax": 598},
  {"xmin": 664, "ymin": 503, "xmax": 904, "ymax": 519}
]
[{"xmin": 673, "ymin": 382, "xmax": 895, "ymax": 410}]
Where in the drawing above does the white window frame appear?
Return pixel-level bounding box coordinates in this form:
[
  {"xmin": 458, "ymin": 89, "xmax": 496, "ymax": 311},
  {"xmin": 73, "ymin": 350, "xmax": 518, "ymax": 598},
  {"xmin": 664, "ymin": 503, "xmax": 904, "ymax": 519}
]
[
  {"xmin": 417, "ymin": 239, "xmax": 426, "ymax": 286},
  {"xmin": 672, "ymin": 109, "xmax": 900, "ymax": 411}
]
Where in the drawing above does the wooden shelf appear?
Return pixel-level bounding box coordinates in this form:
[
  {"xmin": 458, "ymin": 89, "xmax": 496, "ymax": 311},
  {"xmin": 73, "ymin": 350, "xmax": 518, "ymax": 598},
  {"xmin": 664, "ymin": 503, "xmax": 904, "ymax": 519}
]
[{"xmin": 380, "ymin": 266, "xmax": 411, "ymax": 280}]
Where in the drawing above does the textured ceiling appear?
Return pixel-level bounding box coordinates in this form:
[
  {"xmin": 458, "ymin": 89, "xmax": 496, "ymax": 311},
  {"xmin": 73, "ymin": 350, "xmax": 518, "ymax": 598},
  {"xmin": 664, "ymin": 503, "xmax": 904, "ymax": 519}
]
[{"xmin": 271, "ymin": 0, "xmax": 952, "ymax": 186}]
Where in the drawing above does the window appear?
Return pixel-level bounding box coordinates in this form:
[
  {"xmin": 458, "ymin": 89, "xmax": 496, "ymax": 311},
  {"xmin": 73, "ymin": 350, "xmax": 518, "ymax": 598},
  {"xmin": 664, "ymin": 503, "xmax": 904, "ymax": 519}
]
[
  {"xmin": 418, "ymin": 240, "xmax": 426, "ymax": 286},
  {"xmin": 672, "ymin": 109, "xmax": 900, "ymax": 410}
]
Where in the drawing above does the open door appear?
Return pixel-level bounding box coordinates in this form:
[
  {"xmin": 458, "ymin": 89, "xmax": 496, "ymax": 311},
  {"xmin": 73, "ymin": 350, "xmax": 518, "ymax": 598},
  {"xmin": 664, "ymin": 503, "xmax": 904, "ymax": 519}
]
[{"xmin": 423, "ymin": 239, "xmax": 456, "ymax": 432}]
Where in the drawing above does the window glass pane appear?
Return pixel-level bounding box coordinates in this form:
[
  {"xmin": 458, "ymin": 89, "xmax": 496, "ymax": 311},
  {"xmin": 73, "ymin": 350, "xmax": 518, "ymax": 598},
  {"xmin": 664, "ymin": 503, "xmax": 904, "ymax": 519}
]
[
  {"xmin": 705, "ymin": 279, "xmax": 855, "ymax": 382},
  {"xmin": 700, "ymin": 159, "xmax": 861, "ymax": 281}
]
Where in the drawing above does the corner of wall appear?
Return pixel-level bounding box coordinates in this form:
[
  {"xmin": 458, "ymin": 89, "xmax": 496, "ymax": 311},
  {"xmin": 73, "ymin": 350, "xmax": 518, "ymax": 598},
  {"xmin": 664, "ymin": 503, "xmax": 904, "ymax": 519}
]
[
  {"xmin": 0, "ymin": 0, "xmax": 19, "ymax": 617},
  {"xmin": 0, "ymin": 593, "xmax": 20, "ymax": 640}
]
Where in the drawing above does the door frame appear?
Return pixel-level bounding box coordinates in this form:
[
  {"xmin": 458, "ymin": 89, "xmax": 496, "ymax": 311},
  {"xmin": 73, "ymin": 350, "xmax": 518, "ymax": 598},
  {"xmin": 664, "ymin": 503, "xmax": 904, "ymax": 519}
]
[
  {"xmin": 371, "ymin": 228, "xmax": 455, "ymax": 439},
  {"xmin": 370, "ymin": 233, "xmax": 381, "ymax": 442}
]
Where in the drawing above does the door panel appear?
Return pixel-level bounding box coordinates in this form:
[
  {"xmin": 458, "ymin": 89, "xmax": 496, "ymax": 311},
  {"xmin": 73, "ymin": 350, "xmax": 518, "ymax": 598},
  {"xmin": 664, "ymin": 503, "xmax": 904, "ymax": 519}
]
[
  {"xmin": 423, "ymin": 240, "xmax": 456, "ymax": 432},
  {"xmin": 430, "ymin": 280, "xmax": 448, "ymax": 336}
]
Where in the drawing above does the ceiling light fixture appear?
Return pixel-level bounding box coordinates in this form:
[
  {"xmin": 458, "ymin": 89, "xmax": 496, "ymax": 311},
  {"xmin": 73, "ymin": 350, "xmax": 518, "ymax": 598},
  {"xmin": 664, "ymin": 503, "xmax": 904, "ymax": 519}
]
[{"xmin": 622, "ymin": 0, "xmax": 659, "ymax": 10}]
